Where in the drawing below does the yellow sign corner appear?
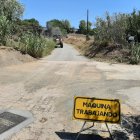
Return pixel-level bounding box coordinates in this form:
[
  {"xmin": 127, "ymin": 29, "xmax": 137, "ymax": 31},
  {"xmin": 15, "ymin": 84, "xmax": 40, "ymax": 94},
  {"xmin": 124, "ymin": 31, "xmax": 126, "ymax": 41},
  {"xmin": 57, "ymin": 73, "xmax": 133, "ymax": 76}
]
[{"xmin": 73, "ymin": 97, "xmax": 121, "ymax": 123}]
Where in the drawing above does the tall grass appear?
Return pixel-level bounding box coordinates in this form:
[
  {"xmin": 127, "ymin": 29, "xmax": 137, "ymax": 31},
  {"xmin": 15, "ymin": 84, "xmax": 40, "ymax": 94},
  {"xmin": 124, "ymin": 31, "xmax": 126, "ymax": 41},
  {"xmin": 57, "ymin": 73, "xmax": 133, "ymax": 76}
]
[{"xmin": 6, "ymin": 33, "xmax": 55, "ymax": 58}]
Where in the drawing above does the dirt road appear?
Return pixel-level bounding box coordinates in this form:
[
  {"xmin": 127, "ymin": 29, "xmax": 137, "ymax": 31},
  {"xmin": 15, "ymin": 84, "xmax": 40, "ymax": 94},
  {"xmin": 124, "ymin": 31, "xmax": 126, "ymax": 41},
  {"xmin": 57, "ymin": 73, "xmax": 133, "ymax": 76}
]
[{"xmin": 0, "ymin": 44, "xmax": 140, "ymax": 139}]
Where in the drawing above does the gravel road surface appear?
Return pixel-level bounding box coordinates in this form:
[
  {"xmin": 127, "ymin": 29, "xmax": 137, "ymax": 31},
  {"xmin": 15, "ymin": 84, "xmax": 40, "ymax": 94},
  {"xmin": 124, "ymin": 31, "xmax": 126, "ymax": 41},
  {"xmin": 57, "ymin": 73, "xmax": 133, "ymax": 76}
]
[{"xmin": 0, "ymin": 43, "xmax": 140, "ymax": 140}]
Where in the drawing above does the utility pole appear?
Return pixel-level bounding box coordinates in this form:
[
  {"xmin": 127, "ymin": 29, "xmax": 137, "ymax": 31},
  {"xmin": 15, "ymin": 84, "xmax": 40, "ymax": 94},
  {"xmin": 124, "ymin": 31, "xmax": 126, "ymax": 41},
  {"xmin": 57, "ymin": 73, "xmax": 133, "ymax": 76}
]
[{"xmin": 86, "ymin": 9, "xmax": 89, "ymax": 40}]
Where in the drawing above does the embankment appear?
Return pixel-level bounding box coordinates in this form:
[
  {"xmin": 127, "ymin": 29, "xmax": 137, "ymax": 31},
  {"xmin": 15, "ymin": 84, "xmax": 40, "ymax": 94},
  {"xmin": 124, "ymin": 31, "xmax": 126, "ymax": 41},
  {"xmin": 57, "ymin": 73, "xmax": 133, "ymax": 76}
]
[{"xmin": 0, "ymin": 46, "xmax": 35, "ymax": 67}]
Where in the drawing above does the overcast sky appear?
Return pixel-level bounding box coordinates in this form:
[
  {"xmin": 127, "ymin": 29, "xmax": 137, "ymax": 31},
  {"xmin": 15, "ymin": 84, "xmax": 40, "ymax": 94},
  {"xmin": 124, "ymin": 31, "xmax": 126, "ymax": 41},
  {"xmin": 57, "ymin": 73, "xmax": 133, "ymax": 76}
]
[{"xmin": 20, "ymin": 0, "xmax": 140, "ymax": 28}]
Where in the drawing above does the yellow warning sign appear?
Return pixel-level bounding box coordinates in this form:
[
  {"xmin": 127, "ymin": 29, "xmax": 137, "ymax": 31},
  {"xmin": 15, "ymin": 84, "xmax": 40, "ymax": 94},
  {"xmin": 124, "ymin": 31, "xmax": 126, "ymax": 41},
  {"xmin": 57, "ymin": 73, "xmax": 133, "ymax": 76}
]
[{"xmin": 73, "ymin": 97, "xmax": 120, "ymax": 123}]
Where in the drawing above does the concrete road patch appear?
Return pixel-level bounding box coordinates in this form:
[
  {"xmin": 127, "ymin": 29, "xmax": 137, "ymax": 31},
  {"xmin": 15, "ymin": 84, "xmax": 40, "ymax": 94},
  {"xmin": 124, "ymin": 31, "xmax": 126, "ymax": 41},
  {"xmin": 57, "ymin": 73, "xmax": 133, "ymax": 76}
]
[
  {"xmin": 0, "ymin": 109, "xmax": 34, "ymax": 140},
  {"xmin": 0, "ymin": 44, "xmax": 140, "ymax": 139}
]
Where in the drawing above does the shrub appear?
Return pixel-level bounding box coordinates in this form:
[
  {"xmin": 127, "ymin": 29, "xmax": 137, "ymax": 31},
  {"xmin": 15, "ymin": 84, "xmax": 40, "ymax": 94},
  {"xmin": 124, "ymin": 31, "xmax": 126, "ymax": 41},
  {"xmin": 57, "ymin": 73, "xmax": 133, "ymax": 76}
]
[
  {"xmin": 0, "ymin": 16, "xmax": 12, "ymax": 45},
  {"xmin": 130, "ymin": 43, "xmax": 140, "ymax": 64},
  {"xmin": 18, "ymin": 33, "xmax": 55, "ymax": 58},
  {"xmin": 42, "ymin": 38, "xmax": 56, "ymax": 56},
  {"xmin": 0, "ymin": 0, "xmax": 24, "ymax": 45},
  {"xmin": 6, "ymin": 33, "xmax": 55, "ymax": 58},
  {"xmin": 6, "ymin": 38, "xmax": 20, "ymax": 49}
]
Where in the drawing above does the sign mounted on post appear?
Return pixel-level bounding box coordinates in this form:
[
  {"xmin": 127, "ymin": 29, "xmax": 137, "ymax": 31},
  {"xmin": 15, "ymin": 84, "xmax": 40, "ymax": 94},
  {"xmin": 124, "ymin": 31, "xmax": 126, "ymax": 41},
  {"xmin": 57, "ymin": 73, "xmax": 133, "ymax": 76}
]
[{"xmin": 73, "ymin": 97, "xmax": 121, "ymax": 123}]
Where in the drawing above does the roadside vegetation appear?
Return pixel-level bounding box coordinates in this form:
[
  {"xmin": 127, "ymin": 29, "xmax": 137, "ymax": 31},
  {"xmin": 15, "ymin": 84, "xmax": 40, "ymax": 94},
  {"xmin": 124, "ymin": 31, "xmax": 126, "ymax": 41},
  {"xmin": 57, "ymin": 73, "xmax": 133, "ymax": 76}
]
[
  {"xmin": 84, "ymin": 10, "xmax": 140, "ymax": 64},
  {"xmin": 77, "ymin": 20, "xmax": 94, "ymax": 36},
  {"xmin": 64, "ymin": 10, "xmax": 140, "ymax": 64},
  {"xmin": 6, "ymin": 34, "xmax": 55, "ymax": 58},
  {"xmin": 0, "ymin": 0, "xmax": 55, "ymax": 58},
  {"xmin": 46, "ymin": 19, "xmax": 72, "ymax": 36}
]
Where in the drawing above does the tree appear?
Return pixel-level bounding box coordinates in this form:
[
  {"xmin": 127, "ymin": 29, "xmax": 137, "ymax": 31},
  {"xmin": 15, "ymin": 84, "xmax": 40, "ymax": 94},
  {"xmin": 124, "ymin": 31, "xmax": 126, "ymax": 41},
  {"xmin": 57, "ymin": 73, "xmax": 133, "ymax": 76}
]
[
  {"xmin": 62, "ymin": 20, "xmax": 71, "ymax": 33},
  {"xmin": 46, "ymin": 20, "xmax": 62, "ymax": 36},
  {"xmin": 89, "ymin": 28, "xmax": 96, "ymax": 36},
  {"xmin": 46, "ymin": 21, "xmax": 53, "ymax": 36},
  {"xmin": 0, "ymin": 0, "xmax": 24, "ymax": 45},
  {"xmin": 17, "ymin": 18, "xmax": 42, "ymax": 35},
  {"xmin": 0, "ymin": 16, "xmax": 11, "ymax": 45},
  {"xmin": 51, "ymin": 27, "xmax": 62, "ymax": 36},
  {"xmin": 87, "ymin": 21, "xmax": 92, "ymax": 35},
  {"xmin": 78, "ymin": 20, "xmax": 92, "ymax": 35},
  {"xmin": 46, "ymin": 19, "xmax": 71, "ymax": 36},
  {"xmin": 0, "ymin": 0, "xmax": 24, "ymax": 21},
  {"xmin": 22, "ymin": 18, "xmax": 40, "ymax": 26},
  {"xmin": 79, "ymin": 20, "xmax": 86, "ymax": 34},
  {"xmin": 95, "ymin": 12, "xmax": 129, "ymax": 44}
]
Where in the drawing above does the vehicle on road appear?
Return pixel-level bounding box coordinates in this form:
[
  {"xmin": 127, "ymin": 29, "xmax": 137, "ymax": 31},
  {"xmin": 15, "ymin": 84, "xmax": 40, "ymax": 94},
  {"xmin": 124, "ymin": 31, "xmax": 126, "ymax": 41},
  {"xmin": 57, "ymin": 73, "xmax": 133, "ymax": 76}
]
[{"xmin": 53, "ymin": 35, "xmax": 63, "ymax": 48}]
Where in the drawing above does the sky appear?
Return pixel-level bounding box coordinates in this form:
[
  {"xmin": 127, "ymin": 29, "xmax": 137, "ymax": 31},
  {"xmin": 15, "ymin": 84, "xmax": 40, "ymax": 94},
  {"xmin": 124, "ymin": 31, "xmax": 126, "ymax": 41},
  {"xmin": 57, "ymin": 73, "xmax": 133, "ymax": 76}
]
[{"xmin": 19, "ymin": 0, "xmax": 140, "ymax": 28}]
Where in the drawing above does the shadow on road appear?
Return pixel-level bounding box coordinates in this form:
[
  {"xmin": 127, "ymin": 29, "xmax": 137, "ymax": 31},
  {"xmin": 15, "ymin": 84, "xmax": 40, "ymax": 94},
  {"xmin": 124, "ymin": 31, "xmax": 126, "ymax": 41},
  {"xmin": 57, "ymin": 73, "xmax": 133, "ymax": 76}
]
[
  {"xmin": 112, "ymin": 130, "xmax": 129, "ymax": 140},
  {"xmin": 56, "ymin": 114, "xmax": 140, "ymax": 140},
  {"xmin": 121, "ymin": 114, "xmax": 140, "ymax": 139},
  {"xmin": 55, "ymin": 131, "xmax": 110, "ymax": 140}
]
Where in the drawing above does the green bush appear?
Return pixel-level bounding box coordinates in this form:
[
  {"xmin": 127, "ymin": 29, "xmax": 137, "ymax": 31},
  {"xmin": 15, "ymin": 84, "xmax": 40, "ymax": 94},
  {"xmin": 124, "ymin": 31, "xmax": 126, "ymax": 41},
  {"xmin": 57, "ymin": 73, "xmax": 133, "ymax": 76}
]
[
  {"xmin": 6, "ymin": 38, "xmax": 20, "ymax": 49},
  {"xmin": 130, "ymin": 44, "xmax": 140, "ymax": 64},
  {"xmin": 6, "ymin": 33, "xmax": 55, "ymax": 58},
  {"xmin": 42, "ymin": 38, "xmax": 56, "ymax": 56},
  {"xmin": 20, "ymin": 34, "xmax": 55, "ymax": 58},
  {"xmin": 0, "ymin": 0, "xmax": 24, "ymax": 45},
  {"xmin": 0, "ymin": 16, "xmax": 12, "ymax": 45}
]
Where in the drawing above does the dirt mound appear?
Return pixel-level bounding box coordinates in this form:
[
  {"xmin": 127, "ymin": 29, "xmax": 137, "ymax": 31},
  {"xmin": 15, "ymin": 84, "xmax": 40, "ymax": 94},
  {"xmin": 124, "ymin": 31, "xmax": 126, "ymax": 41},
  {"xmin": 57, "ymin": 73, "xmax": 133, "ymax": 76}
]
[
  {"xmin": 64, "ymin": 34, "xmax": 90, "ymax": 47},
  {"xmin": 85, "ymin": 42, "xmax": 123, "ymax": 58},
  {"xmin": 64, "ymin": 34, "xmax": 94, "ymax": 53},
  {"xmin": 0, "ymin": 46, "xmax": 35, "ymax": 67},
  {"xmin": 64, "ymin": 34, "xmax": 131, "ymax": 64}
]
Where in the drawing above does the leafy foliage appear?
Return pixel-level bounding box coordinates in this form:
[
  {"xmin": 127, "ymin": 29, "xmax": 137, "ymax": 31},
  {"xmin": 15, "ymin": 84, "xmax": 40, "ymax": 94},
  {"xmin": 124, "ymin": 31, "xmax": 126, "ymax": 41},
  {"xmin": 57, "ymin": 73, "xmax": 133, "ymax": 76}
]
[
  {"xmin": 130, "ymin": 43, "xmax": 140, "ymax": 64},
  {"xmin": 0, "ymin": 0, "xmax": 55, "ymax": 58},
  {"xmin": 95, "ymin": 10, "xmax": 140, "ymax": 44},
  {"xmin": 78, "ymin": 20, "xmax": 92, "ymax": 35},
  {"xmin": 16, "ymin": 18, "xmax": 42, "ymax": 35},
  {"xmin": 0, "ymin": 16, "xmax": 12, "ymax": 45},
  {"xmin": 90, "ymin": 10, "xmax": 140, "ymax": 64},
  {"xmin": 46, "ymin": 19, "xmax": 71, "ymax": 36},
  {"xmin": 62, "ymin": 20, "xmax": 71, "ymax": 33},
  {"xmin": 6, "ymin": 33, "xmax": 55, "ymax": 58},
  {"xmin": 0, "ymin": 0, "xmax": 24, "ymax": 21},
  {"xmin": 95, "ymin": 12, "xmax": 128, "ymax": 44},
  {"xmin": 0, "ymin": 0, "xmax": 23, "ymax": 45},
  {"xmin": 78, "ymin": 20, "xmax": 86, "ymax": 34},
  {"xmin": 19, "ymin": 33, "xmax": 55, "ymax": 58}
]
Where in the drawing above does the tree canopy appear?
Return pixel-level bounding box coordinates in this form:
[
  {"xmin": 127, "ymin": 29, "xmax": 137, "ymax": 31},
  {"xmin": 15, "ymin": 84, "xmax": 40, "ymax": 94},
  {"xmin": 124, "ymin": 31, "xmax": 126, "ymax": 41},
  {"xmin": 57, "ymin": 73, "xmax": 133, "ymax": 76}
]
[
  {"xmin": 0, "ymin": 0, "xmax": 24, "ymax": 45},
  {"xmin": 78, "ymin": 20, "xmax": 92, "ymax": 35},
  {"xmin": 0, "ymin": 0, "xmax": 24, "ymax": 21},
  {"xmin": 95, "ymin": 10, "xmax": 140, "ymax": 44},
  {"xmin": 17, "ymin": 18, "xmax": 42, "ymax": 35},
  {"xmin": 46, "ymin": 19, "xmax": 71, "ymax": 36}
]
